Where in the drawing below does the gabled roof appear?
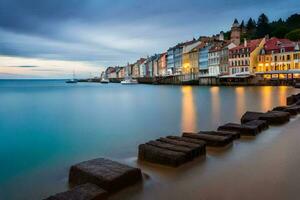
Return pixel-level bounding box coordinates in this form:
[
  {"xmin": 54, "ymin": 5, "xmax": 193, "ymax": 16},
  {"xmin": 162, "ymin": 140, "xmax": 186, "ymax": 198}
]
[
  {"xmin": 263, "ymin": 37, "xmax": 294, "ymax": 53},
  {"xmin": 231, "ymin": 39, "xmax": 263, "ymax": 52}
]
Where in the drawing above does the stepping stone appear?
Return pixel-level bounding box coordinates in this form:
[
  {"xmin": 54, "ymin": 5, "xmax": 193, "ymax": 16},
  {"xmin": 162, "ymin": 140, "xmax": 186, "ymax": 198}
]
[
  {"xmin": 218, "ymin": 123, "xmax": 259, "ymax": 136},
  {"xmin": 243, "ymin": 120, "xmax": 269, "ymax": 132},
  {"xmin": 198, "ymin": 130, "xmax": 240, "ymax": 140},
  {"xmin": 69, "ymin": 158, "xmax": 142, "ymax": 193},
  {"xmin": 182, "ymin": 132, "xmax": 233, "ymax": 147},
  {"xmin": 287, "ymin": 94, "xmax": 300, "ymax": 105},
  {"xmin": 166, "ymin": 136, "xmax": 206, "ymax": 147},
  {"xmin": 44, "ymin": 183, "xmax": 108, "ymax": 200},
  {"xmin": 241, "ymin": 111, "xmax": 290, "ymax": 125},
  {"xmin": 138, "ymin": 143, "xmax": 187, "ymax": 167},
  {"xmin": 147, "ymin": 140, "xmax": 195, "ymax": 160},
  {"xmin": 157, "ymin": 137, "xmax": 204, "ymax": 157},
  {"xmin": 273, "ymin": 106, "xmax": 298, "ymax": 115},
  {"xmin": 240, "ymin": 111, "xmax": 265, "ymax": 123}
]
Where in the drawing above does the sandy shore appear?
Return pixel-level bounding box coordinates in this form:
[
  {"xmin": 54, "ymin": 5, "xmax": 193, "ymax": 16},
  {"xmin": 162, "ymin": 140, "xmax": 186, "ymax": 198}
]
[{"xmin": 111, "ymin": 116, "xmax": 300, "ymax": 200}]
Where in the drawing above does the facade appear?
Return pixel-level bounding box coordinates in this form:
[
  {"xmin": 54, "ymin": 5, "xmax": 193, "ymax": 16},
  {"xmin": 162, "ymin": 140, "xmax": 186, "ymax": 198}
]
[
  {"xmin": 139, "ymin": 59, "xmax": 147, "ymax": 77},
  {"xmin": 182, "ymin": 40, "xmax": 202, "ymax": 74},
  {"xmin": 158, "ymin": 53, "xmax": 167, "ymax": 76},
  {"xmin": 219, "ymin": 42, "xmax": 237, "ymax": 75},
  {"xmin": 229, "ymin": 38, "xmax": 266, "ymax": 75},
  {"xmin": 105, "ymin": 67, "xmax": 117, "ymax": 78},
  {"xmin": 132, "ymin": 62, "xmax": 140, "ymax": 78},
  {"xmin": 208, "ymin": 45, "xmax": 222, "ymax": 76},
  {"xmin": 153, "ymin": 55, "xmax": 160, "ymax": 77},
  {"xmin": 117, "ymin": 67, "xmax": 126, "ymax": 78},
  {"xmin": 167, "ymin": 47, "xmax": 175, "ymax": 75},
  {"xmin": 174, "ymin": 45, "xmax": 183, "ymax": 75},
  {"xmin": 132, "ymin": 58, "xmax": 146, "ymax": 78},
  {"xmin": 257, "ymin": 38, "xmax": 298, "ymax": 72},
  {"xmin": 199, "ymin": 44, "xmax": 211, "ymax": 75}
]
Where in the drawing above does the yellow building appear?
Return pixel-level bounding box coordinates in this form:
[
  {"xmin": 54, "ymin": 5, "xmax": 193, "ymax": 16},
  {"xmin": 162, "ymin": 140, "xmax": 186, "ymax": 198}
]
[
  {"xmin": 182, "ymin": 40, "xmax": 202, "ymax": 75},
  {"xmin": 257, "ymin": 38, "xmax": 300, "ymax": 72}
]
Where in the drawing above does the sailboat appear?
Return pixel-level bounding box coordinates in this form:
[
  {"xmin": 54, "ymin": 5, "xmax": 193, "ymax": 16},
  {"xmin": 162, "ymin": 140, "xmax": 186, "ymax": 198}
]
[{"xmin": 66, "ymin": 70, "xmax": 78, "ymax": 84}]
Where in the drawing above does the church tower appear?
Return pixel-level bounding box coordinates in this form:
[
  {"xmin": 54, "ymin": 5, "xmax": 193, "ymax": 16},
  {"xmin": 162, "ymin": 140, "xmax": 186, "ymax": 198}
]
[{"xmin": 230, "ymin": 19, "xmax": 241, "ymax": 46}]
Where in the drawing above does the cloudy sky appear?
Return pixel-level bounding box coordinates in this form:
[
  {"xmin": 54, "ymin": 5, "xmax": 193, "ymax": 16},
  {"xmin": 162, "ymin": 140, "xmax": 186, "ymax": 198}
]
[{"xmin": 0, "ymin": 0, "xmax": 299, "ymax": 78}]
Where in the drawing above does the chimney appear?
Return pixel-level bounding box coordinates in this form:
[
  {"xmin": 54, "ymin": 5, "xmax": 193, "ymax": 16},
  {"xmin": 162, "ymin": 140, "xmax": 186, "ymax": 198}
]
[{"xmin": 244, "ymin": 39, "xmax": 247, "ymax": 47}]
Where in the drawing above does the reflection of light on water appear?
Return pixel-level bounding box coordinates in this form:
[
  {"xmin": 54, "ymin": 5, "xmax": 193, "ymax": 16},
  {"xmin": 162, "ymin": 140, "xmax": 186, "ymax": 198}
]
[
  {"xmin": 210, "ymin": 87, "xmax": 220, "ymax": 123},
  {"xmin": 261, "ymin": 86, "xmax": 272, "ymax": 111},
  {"xmin": 278, "ymin": 86, "xmax": 288, "ymax": 106},
  {"xmin": 235, "ymin": 87, "xmax": 245, "ymax": 118},
  {"xmin": 181, "ymin": 86, "xmax": 197, "ymax": 132}
]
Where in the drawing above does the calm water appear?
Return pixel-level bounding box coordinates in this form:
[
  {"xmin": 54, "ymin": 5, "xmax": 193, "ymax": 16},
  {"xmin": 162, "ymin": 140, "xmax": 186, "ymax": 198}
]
[{"xmin": 0, "ymin": 80, "xmax": 298, "ymax": 200}]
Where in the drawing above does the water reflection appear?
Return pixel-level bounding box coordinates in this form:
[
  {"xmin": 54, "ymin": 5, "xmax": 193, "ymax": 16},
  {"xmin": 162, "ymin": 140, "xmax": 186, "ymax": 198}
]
[
  {"xmin": 235, "ymin": 87, "xmax": 246, "ymax": 118},
  {"xmin": 278, "ymin": 86, "xmax": 288, "ymax": 106},
  {"xmin": 210, "ymin": 87, "xmax": 220, "ymax": 123},
  {"xmin": 181, "ymin": 86, "xmax": 197, "ymax": 132},
  {"xmin": 261, "ymin": 86, "xmax": 272, "ymax": 111}
]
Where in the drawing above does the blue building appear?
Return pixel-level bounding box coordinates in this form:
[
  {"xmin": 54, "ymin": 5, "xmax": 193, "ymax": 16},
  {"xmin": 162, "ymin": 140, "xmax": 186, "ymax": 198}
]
[
  {"xmin": 167, "ymin": 47, "xmax": 175, "ymax": 75},
  {"xmin": 199, "ymin": 45, "xmax": 211, "ymax": 75}
]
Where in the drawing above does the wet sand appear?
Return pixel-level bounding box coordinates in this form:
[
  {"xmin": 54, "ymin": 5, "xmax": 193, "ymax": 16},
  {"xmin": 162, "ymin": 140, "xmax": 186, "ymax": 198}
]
[{"xmin": 113, "ymin": 116, "xmax": 300, "ymax": 200}]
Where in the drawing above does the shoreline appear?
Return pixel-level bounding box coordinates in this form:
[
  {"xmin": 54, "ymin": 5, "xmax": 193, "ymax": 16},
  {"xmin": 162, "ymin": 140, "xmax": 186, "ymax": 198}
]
[{"xmin": 110, "ymin": 115, "xmax": 300, "ymax": 200}]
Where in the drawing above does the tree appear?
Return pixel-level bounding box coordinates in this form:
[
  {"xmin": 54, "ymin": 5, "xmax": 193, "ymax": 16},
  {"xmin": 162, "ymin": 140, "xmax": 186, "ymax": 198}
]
[
  {"xmin": 272, "ymin": 26, "xmax": 289, "ymax": 38},
  {"xmin": 256, "ymin": 13, "xmax": 271, "ymax": 38},
  {"xmin": 286, "ymin": 14, "xmax": 300, "ymax": 31},
  {"xmin": 246, "ymin": 18, "xmax": 256, "ymax": 39},
  {"xmin": 270, "ymin": 18, "xmax": 289, "ymax": 38},
  {"xmin": 285, "ymin": 29, "xmax": 300, "ymax": 41}
]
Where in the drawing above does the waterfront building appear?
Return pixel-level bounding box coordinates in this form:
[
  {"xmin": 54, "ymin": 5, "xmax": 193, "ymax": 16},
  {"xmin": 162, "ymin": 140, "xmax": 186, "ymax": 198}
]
[
  {"xmin": 144, "ymin": 55, "xmax": 159, "ymax": 77},
  {"xmin": 158, "ymin": 53, "xmax": 167, "ymax": 76},
  {"xmin": 208, "ymin": 44, "xmax": 222, "ymax": 76},
  {"xmin": 199, "ymin": 44, "xmax": 212, "ymax": 75},
  {"xmin": 105, "ymin": 66, "xmax": 117, "ymax": 78},
  {"xmin": 139, "ymin": 59, "xmax": 147, "ymax": 77},
  {"xmin": 174, "ymin": 44, "xmax": 183, "ymax": 75},
  {"xmin": 117, "ymin": 67, "xmax": 126, "ymax": 78},
  {"xmin": 230, "ymin": 19, "xmax": 241, "ymax": 46},
  {"xmin": 167, "ymin": 47, "xmax": 175, "ymax": 75},
  {"xmin": 219, "ymin": 42, "xmax": 237, "ymax": 75},
  {"xmin": 132, "ymin": 62, "xmax": 140, "ymax": 78},
  {"xmin": 153, "ymin": 55, "xmax": 160, "ymax": 77},
  {"xmin": 182, "ymin": 40, "xmax": 202, "ymax": 74},
  {"xmin": 132, "ymin": 58, "xmax": 146, "ymax": 78},
  {"xmin": 229, "ymin": 38, "xmax": 266, "ymax": 75},
  {"xmin": 257, "ymin": 38, "xmax": 297, "ymax": 72}
]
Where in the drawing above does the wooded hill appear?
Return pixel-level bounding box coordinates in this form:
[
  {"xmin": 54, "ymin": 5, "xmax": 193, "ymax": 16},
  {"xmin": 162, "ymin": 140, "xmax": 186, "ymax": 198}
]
[{"xmin": 224, "ymin": 13, "xmax": 300, "ymax": 41}]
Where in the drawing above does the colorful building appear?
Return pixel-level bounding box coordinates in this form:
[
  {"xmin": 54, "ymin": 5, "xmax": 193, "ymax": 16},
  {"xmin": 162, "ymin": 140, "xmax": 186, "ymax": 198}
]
[
  {"xmin": 199, "ymin": 44, "xmax": 212, "ymax": 75},
  {"xmin": 229, "ymin": 38, "xmax": 266, "ymax": 75},
  {"xmin": 116, "ymin": 67, "xmax": 126, "ymax": 78},
  {"xmin": 158, "ymin": 53, "xmax": 167, "ymax": 76},
  {"xmin": 182, "ymin": 40, "xmax": 202, "ymax": 74},
  {"xmin": 132, "ymin": 58, "xmax": 146, "ymax": 78},
  {"xmin": 219, "ymin": 42, "xmax": 237, "ymax": 75},
  {"xmin": 257, "ymin": 38, "xmax": 297, "ymax": 72}
]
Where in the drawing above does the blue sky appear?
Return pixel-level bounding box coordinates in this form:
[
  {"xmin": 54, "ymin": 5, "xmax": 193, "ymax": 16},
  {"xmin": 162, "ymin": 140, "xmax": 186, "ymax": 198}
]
[{"xmin": 0, "ymin": 0, "xmax": 299, "ymax": 78}]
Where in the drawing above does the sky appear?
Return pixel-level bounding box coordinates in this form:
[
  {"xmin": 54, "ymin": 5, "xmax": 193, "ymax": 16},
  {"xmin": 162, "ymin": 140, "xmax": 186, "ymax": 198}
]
[{"xmin": 0, "ymin": 0, "xmax": 299, "ymax": 79}]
